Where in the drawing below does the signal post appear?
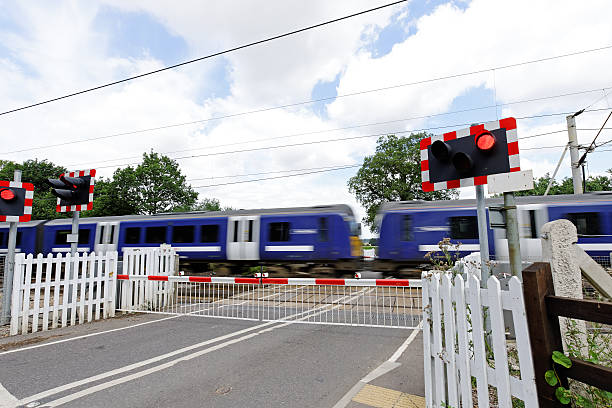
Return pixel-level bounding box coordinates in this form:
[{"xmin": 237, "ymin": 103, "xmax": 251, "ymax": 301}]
[
  {"xmin": 420, "ymin": 117, "xmax": 532, "ymax": 284},
  {"xmin": 46, "ymin": 169, "xmax": 96, "ymax": 308},
  {"xmin": 0, "ymin": 170, "xmax": 34, "ymax": 325}
]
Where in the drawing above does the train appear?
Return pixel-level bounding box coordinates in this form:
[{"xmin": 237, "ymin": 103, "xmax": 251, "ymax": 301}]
[
  {"xmin": 0, "ymin": 204, "xmax": 363, "ymax": 275},
  {"xmin": 1, "ymin": 192, "xmax": 611, "ymax": 277},
  {"xmin": 374, "ymin": 191, "xmax": 612, "ymax": 274}
]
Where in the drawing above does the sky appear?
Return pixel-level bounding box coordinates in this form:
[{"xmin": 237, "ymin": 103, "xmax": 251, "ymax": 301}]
[{"xmin": 0, "ymin": 0, "xmax": 611, "ymax": 237}]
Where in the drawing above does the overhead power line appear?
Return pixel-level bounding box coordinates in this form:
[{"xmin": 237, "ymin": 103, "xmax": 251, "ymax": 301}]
[
  {"xmin": 65, "ymin": 110, "xmax": 608, "ymax": 171},
  {"xmin": 6, "ymin": 85, "xmax": 610, "ymax": 157},
  {"xmin": 0, "ymin": 0, "xmax": 409, "ymax": 117},
  {"xmin": 192, "ymin": 165, "xmax": 361, "ymax": 188},
  {"xmin": 577, "ymin": 110, "xmax": 612, "ymax": 166},
  {"xmin": 186, "ymin": 164, "xmax": 357, "ymax": 182}
]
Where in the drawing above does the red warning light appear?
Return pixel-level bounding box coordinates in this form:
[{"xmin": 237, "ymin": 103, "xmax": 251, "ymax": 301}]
[
  {"xmin": 475, "ymin": 131, "xmax": 496, "ymax": 151},
  {"xmin": 0, "ymin": 188, "xmax": 15, "ymax": 201}
]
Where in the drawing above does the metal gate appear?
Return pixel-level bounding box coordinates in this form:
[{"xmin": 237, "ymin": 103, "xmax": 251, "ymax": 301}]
[{"xmin": 116, "ymin": 275, "xmax": 422, "ymax": 329}]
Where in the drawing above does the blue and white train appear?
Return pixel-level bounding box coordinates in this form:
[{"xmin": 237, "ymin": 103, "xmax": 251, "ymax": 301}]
[
  {"xmin": 0, "ymin": 204, "xmax": 362, "ymax": 274},
  {"xmin": 375, "ymin": 192, "xmax": 612, "ymax": 273}
]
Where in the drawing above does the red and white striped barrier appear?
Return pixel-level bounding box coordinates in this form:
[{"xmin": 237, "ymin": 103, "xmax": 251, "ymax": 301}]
[
  {"xmin": 116, "ymin": 274, "xmax": 421, "ymax": 287},
  {"xmin": 262, "ymin": 277, "xmax": 420, "ymax": 287},
  {"xmin": 117, "ymin": 275, "xmax": 259, "ymax": 284}
]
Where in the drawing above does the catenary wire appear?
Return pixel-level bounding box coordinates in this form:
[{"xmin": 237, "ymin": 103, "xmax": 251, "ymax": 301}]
[
  {"xmin": 3, "ymin": 76, "xmax": 611, "ymax": 156},
  {"xmin": 577, "ymin": 110, "xmax": 612, "ymax": 166},
  {"xmin": 0, "ymin": 0, "xmax": 409, "ymax": 117},
  {"xmin": 192, "ymin": 165, "xmax": 361, "ymax": 188},
  {"xmin": 62, "ymin": 108, "xmax": 609, "ymax": 170},
  {"xmin": 186, "ymin": 164, "xmax": 358, "ymax": 182}
]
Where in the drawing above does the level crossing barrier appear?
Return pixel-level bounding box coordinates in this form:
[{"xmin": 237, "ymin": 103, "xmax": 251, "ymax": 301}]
[{"xmin": 116, "ymin": 275, "xmax": 423, "ymax": 329}]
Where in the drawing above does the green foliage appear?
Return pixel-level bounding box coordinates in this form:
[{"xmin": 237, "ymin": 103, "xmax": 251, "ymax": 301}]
[
  {"xmin": 85, "ymin": 151, "xmax": 198, "ymax": 216},
  {"xmin": 515, "ymin": 169, "xmax": 612, "ymax": 196},
  {"xmin": 0, "ymin": 159, "xmax": 68, "ymax": 220},
  {"xmin": 545, "ymin": 370, "xmax": 558, "ymax": 386},
  {"xmin": 1, "ymin": 152, "xmax": 225, "ymax": 220},
  {"xmin": 552, "ymin": 350, "xmax": 572, "ymax": 368},
  {"xmin": 545, "ymin": 321, "xmax": 612, "ymax": 407},
  {"xmin": 347, "ymin": 133, "xmax": 457, "ymax": 231},
  {"xmin": 173, "ymin": 197, "xmax": 233, "ymax": 213},
  {"xmin": 555, "ymin": 387, "xmax": 571, "ymax": 405}
]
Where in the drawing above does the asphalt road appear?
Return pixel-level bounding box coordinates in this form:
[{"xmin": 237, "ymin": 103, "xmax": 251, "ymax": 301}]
[{"xmin": 0, "ymin": 313, "xmax": 423, "ymax": 408}]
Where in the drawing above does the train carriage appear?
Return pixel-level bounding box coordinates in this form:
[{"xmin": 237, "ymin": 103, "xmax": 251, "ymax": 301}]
[
  {"xmin": 0, "ymin": 204, "xmax": 362, "ymax": 275},
  {"xmin": 375, "ymin": 192, "xmax": 612, "ymax": 273}
]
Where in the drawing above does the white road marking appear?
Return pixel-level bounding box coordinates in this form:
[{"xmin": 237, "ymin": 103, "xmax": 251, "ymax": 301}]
[
  {"xmin": 39, "ymin": 290, "xmax": 373, "ymax": 407},
  {"xmin": 0, "ymin": 315, "xmax": 181, "ymax": 357},
  {"xmin": 332, "ymin": 323, "xmax": 422, "ymax": 408},
  {"xmin": 13, "ymin": 321, "xmax": 279, "ymax": 408},
  {"xmin": 16, "ymin": 287, "xmax": 373, "ymax": 407},
  {"xmin": 0, "ymin": 382, "xmax": 18, "ymax": 408}
]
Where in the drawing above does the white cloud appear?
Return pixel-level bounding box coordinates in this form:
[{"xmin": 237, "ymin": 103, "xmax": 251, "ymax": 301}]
[{"xmin": 0, "ymin": 0, "xmax": 611, "ymax": 238}]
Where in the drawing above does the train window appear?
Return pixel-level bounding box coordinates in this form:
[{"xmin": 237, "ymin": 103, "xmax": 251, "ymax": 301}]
[
  {"xmin": 54, "ymin": 229, "xmax": 90, "ymax": 245},
  {"xmin": 449, "ymin": 216, "xmax": 478, "ymax": 240},
  {"xmin": 401, "ymin": 215, "xmax": 413, "ymax": 241},
  {"xmin": 247, "ymin": 220, "xmax": 253, "ymax": 242},
  {"xmin": 232, "ymin": 221, "xmax": 239, "ymax": 242},
  {"xmin": 55, "ymin": 231, "xmax": 68, "ymax": 245},
  {"xmin": 16, "ymin": 231, "xmax": 22, "ymax": 246},
  {"xmin": 565, "ymin": 212, "xmax": 601, "ymax": 236},
  {"xmin": 201, "ymin": 225, "xmax": 219, "ymax": 243},
  {"xmin": 79, "ymin": 229, "xmax": 90, "ymax": 244},
  {"xmin": 125, "ymin": 227, "xmax": 141, "ymax": 244},
  {"xmin": 0, "ymin": 232, "xmax": 5, "ymax": 246},
  {"xmin": 98, "ymin": 226, "xmax": 105, "ymax": 244},
  {"xmin": 269, "ymin": 222, "xmax": 290, "ymax": 242},
  {"xmin": 145, "ymin": 227, "xmax": 167, "ymax": 244},
  {"xmin": 318, "ymin": 218, "xmax": 329, "ymax": 242},
  {"xmin": 110, "ymin": 224, "xmax": 116, "ymax": 243},
  {"xmin": 172, "ymin": 226, "xmax": 194, "ymax": 243},
  {"xmin": 528, "ymin": 210, "xmax": 537, "ymax": 239}
]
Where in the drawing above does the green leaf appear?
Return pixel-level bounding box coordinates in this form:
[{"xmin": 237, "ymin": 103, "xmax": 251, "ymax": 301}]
[
  {"xmin": 555, "ymin": 387, "xmax": 571, "ymax": 405},
  {"xmin": 544, "ymin": 370, "xmax": 558, "ymax": 386},
  {"xmin": 604, "ymin": 391, "xmax": 612, "ymax": 400},
  {"xmin": 552, "ymin": 351, "xmax": 572, "ymax": 368}
]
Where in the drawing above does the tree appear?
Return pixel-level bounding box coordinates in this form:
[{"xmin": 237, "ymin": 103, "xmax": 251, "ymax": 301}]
[
  {"xmin": 515, "ymin": 169, "xmax": 612, "ymax": 196},
  {"xmin": 0, "ymin": 159, "xmax": 68, "ymax": 220},
  {"xmin": 173, "ymin": 198, "xmax": 226, "ymax": 212},
  {"xmin": 86, "ymin": 152, "xmax": 198, "ymax": 216},
  {"xmin": 348, "ymin": 133, "xmax": 456, "ymax": 231}
]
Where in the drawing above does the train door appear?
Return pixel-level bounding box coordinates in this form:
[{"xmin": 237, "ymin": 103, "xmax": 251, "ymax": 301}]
[
  {"xmin": 226, "ymin": 216, "xmax": 260, "ymax": 261},
  {"xmin": 493, "ymin": 204, "xmax": 547, "ymax": 261},
  {"xmin": 94, "ymin": 222, "xmax": 119, "ymax": 253}
]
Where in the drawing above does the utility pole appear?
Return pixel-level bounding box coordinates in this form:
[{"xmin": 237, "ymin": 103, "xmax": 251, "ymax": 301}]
[
  {"xmin": 566, "ymin": 112, "xmax": 583, "ymax": 194},
  {"xmin": 1, "ymin": 170, "xmax": 21, "ymax": 325}
]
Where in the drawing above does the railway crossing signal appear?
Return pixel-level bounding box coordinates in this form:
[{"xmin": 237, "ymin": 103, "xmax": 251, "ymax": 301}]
[
  {"xmin": 0, "ymin": 180, "xmax": 34, "ymax": 222},
  {"xmin": 421, "ymin": 117, "xmax": 520, "ymax": 191},
  {"xmin": 46, "ymin": 169, "xmax": 96, "ymax": 212}
]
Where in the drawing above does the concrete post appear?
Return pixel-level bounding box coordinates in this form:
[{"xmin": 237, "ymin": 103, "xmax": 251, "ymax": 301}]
[
  {"xmin": 540, "ymin": 219, "xmax": 587, "ymax": 356},
  {"xmin": 566, "ymin": 115, "xmax": 583, "ymax": 194}
]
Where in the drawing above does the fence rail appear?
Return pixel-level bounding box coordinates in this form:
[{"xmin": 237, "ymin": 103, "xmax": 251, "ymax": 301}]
[
  {"xmin": 117, "ymin": 276, "xmax": 423, "ymax": 329},
  {"xmin": 522, "ymin": 262, "xmax": 612, "ymax": 405},
  {"xmin": 422, "ymin": 272, "xmax": 538, "ymax": 408},
  {"xmin": 10, "ymin": 252, "xmax": 118, "ymax": 335}
]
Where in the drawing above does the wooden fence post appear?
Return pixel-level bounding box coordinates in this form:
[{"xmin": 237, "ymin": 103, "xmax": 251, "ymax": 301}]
[{"xmin": 522, "ymin": 262, "xmax": 566, "ymax": 407}]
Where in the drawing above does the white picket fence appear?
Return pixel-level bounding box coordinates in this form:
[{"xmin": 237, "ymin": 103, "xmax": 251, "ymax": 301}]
[
  {"xmin": 10, "ymin": 252, "xmax": 118, "ymax": 335},
  {"xmin": 120, "ymin": 246, "xmax": 177, "ymax": 311},
  {"xmin": 422, "ymin": 272, "xmax": 538, "ymax": 408}
]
